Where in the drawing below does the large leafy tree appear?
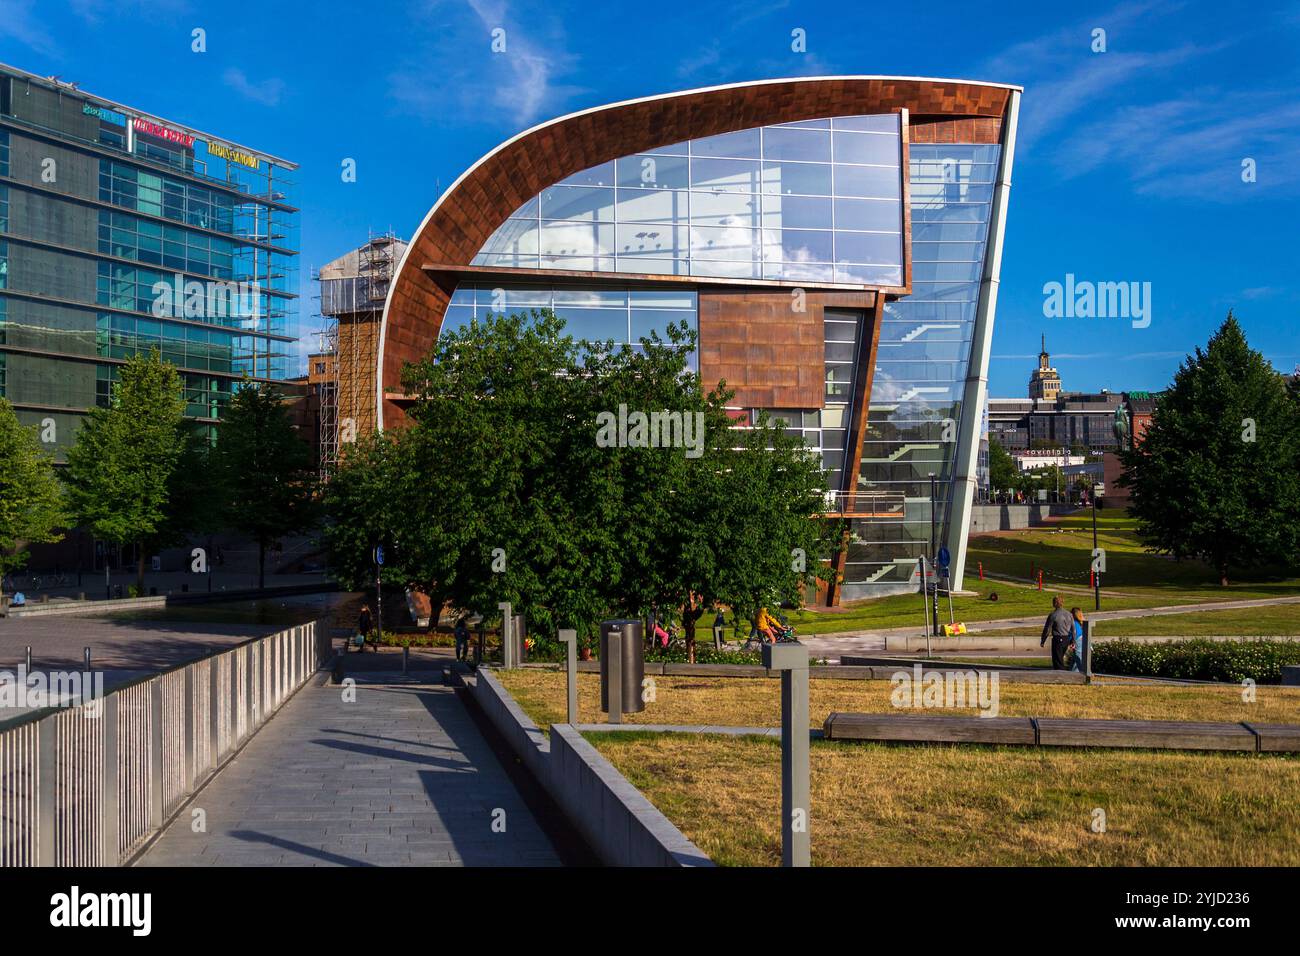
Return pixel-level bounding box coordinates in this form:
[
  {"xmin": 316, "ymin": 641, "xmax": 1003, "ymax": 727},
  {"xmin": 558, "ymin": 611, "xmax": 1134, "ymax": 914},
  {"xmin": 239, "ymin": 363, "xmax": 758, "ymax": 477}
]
[
  {"xmin": 211, "ymin": 382, "xmax": 318, "ymax": 589},
  {"xmin": 988, "ymin": 437, "xmax": 1018, "ymax": 492},
  {"xmin": 63, "ymin": 350, "xmax": 189, "ymax": 593},
  {"xmin": 0, "ymin": 398, "xmax": 67, "ymax": 590},
  {"xmin": 1119, "ymin": 313, "xmax": 1300, "ymax": 584},
  {"xmin": 324, "ymin": 310, "xmax": 843, "ymax": 653}
]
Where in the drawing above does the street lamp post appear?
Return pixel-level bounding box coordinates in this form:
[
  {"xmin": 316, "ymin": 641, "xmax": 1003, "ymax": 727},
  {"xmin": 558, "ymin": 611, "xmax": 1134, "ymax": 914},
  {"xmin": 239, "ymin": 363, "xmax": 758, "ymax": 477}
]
[
  {"xmin": 1091, "ymin": 492, "xmax": 1101, "ymax": 611},
  {"xmin": 928, "ymin": 473, "xmax": 940, "ymax": 637}
]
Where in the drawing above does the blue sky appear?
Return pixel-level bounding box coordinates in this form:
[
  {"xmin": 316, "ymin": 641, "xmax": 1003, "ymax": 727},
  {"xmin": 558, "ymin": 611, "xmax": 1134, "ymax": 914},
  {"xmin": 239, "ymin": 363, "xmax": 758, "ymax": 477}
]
[{"xmin": 3, "ymin": 0, "xmax": 1298, "ymax": 395}]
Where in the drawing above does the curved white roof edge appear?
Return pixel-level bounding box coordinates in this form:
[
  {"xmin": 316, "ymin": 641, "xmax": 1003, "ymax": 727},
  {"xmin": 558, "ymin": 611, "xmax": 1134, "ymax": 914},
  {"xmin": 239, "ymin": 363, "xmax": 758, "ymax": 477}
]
[{"xmin": 376, "ymin": 74, "xmax": 1021, "ymax": 428}]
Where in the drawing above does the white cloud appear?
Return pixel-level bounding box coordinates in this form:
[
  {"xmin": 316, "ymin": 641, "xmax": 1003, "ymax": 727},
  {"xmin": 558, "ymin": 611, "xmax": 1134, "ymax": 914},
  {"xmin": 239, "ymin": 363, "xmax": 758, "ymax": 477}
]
[{"xmin": 222, "ymin": 67, "xmax": 286, "ymax": 107}]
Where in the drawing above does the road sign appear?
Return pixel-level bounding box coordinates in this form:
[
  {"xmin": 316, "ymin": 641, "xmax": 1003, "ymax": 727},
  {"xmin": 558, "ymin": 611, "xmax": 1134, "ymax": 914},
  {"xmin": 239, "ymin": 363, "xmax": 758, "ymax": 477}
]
[{"xmin": 374, "ymin": 545, "xmax": 385, "ymax": 567}]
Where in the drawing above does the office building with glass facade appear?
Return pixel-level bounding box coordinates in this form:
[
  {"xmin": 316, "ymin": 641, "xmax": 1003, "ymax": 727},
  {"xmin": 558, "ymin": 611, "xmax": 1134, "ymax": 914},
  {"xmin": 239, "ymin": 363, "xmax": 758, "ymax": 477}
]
[
  {"xmin": 0, "ymin": 61, "xmax": 299, "ymax": 458},
  {"xmin": 376, "ymin": 77, "xmax": 1019, "ymax": 601}
]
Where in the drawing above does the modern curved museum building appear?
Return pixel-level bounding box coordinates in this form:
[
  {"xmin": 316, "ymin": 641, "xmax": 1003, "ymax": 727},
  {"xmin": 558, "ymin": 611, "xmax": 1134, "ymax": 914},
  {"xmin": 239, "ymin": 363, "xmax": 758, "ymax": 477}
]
[{"xmin": 376, "ymin": 76, "xmax": 1020, "ymax": 602}]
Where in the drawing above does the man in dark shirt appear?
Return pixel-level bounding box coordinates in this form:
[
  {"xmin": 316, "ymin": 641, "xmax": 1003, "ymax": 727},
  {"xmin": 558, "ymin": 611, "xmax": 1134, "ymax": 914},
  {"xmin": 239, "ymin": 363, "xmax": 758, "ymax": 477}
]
[{"xmin": 1041, "ymin": 595, "xmax": 1075, "ymax": 669}]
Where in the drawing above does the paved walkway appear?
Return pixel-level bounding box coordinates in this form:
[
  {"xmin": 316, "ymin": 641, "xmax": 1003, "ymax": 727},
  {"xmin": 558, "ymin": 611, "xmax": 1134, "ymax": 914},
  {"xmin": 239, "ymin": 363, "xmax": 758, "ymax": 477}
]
[
  {"xmin": 138, "ymin": 678, "xmax": 562, "ymax": 866},
  {"xmin": 800, "ymin": 594, "xmax": 1300, "ymax": 661}
]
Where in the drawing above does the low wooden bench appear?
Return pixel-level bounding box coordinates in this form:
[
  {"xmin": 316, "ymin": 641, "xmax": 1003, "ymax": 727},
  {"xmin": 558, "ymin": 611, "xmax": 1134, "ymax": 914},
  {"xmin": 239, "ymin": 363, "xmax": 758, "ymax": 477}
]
[
  {"xmin": 823, "ymin": 712, "xmax": 1300, "ymax": 753},
  {"xmin": 824, "ymin": 712, "xmax": 1036, "ymax": 745},
  {"xmin": 1034, "ymin": 718, "xmax": 1256, "ymax": 752}
]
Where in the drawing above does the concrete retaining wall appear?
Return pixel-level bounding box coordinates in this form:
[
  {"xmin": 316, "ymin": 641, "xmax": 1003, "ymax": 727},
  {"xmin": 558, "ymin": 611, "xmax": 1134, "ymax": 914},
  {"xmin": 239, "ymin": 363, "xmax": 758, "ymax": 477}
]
[
  {"xmin": 969, "ymin": 502, "xmax": 1080, "ymax": 533},
  {"xmin": 470, "ymin": 669, "xmax": 712, "ymax": 866}
]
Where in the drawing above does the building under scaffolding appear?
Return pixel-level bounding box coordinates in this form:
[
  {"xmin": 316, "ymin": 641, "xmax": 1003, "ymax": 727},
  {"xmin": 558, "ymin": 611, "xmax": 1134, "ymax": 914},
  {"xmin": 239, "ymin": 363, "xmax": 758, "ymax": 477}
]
[{"xmin": 315, "ymin": 233, "xmax": 406, "ymax": 476}]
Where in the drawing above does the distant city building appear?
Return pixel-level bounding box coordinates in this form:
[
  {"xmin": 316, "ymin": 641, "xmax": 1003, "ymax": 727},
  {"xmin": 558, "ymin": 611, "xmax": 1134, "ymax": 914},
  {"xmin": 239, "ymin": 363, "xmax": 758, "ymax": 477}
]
[
  {"xmin": 986, "ymin": 338, "xmax": 1159, "ymax": 454},
  {"xmin": 0, "ymin": 61, "xmax": 300, "ymax": 459},
  {"xmin": 1027, "ymin": 334, "xmax": 1061, "ymax": 400}
]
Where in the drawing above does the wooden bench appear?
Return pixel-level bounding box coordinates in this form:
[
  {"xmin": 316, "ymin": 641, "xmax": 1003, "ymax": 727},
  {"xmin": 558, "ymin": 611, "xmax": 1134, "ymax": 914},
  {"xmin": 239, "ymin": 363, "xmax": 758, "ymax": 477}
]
[
  {"xmin": 822, "ymin": 713, "xmax": 1300, "ymax": 753},
  {"xmin": 823, "ymin": 712, "xmax": 1037, "ymax": 745}
]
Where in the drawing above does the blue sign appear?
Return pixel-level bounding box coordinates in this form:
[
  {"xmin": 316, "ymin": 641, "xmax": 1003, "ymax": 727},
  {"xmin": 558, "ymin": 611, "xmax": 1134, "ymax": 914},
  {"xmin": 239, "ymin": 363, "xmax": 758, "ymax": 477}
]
[
  {"xmin": 937, "ymin": 546, "xmax": 951, "ymax": 570},
  {"xmin": 374, "ymin": 545, "xmax": 384, "ymax": 566}
]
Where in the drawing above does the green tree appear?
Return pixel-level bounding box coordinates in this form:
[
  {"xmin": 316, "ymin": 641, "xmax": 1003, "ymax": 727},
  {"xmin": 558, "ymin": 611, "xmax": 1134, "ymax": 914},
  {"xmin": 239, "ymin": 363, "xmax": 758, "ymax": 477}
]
[
  {"xmin": 212, "ymin": 382, "xmax": 318, "ymax": 589},
  {"xmin": 63, "ymin": 350, "xmax": 188, "ymax": 594},
  {"xmin": 1119, "ymin": 313, "xmax": 1300, "ymax": 584},
  {"xmin": 324, "ymin": 310, "xmax": 843, "ymax": 655},
  {"xmin": 0, "ymin": 398, "xmax": 67, "ymax": 591},
  {"xmin": 988, "ymin": 437, "xmax": 1018, "ymax": 491}
]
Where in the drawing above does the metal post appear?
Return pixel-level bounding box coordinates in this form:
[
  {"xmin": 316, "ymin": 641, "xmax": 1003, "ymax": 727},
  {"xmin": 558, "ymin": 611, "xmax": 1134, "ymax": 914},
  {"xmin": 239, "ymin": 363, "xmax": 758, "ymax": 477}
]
[
  {"xmin": 607, "ymin": 626, "xmax": 622, "ymax": 724},
  {"xmin": 209, "ymin": 654, "xmax": 221, "ymax": 764},
  {"xmin": 559, "ymin": 629, "xmax": 578, "ymax": 725},
  {"xmin": 183, "ymin": 666, "xmax": 196, "ymax": 789},
  {"xmin": 919, "ymin": 556, "xmax": 931, "ymax": 657},
  {"xmin": 476, "ymin": 623, "xmax": 484, "ymax": 667},
  {"xmin": 83, "ymin": 647, "xmax": 91, "ymax": 671},
  {"xmin": 25, "ymin": 645, "xmax": 31, "ymax": 673},
  {"xmin": 36, "ymin": 718, "xmax": 55, "ymax": 866},
  {"xmin": 1092, "ymin": 493, "xmax": 1101, "ymax": 611},
  {"xmin": 498, "ymin": 601, "xmax": 513, "ymax": 669},
  {"xmin": 929, "ymin": 473, "xmax": 941, "ymax": 638},
  {"xmin": 1084, "ymin": 619, "xmax": 1094, "ymax": 684},
  {"xmin": 763, "ymin": 642, "xmax": 810, "ymax": 867},
  {"xmin": 101, "ymin": 694, "xmax": 119, "ymax": 867},
  {"xmin": 149, "ymin": 678, "xmax": 164, "ymax": 829},
  {"xmin": 402, "ymin": 644, "xmax": 409, "ymax": 675}
]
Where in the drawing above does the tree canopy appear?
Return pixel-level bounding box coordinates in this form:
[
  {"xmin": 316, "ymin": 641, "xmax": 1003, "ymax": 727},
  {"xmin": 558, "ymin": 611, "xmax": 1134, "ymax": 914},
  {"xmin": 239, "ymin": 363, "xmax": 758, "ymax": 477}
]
[
  {"xmin": 324, "ymin": 309, "xmax": 842, "ymax": 658},
  {"xmin": 211, "ymin": 382, "xmax": 318, "ymax": 588},
  {"xmin": 1119, "ymin": 313, "xmax": 1300, "ymax": 583},
  {"xmin": 63, "ymin": 349, "xmax": 189, "ymax": 592},
  {"xmin": 0, "ymin": 398, "xmax": 67, "ymax": 585}
]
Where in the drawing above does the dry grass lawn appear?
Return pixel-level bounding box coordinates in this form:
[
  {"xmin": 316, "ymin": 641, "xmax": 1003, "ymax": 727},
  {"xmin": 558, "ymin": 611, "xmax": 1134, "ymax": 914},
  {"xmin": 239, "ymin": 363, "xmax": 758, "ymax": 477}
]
[
  {"xmin": 591, "ymin": 732, "xmax": 1300, "ymax": 866},
  {"xmin": 495, "ymin": 669, "xmax": 1300, "ymax": 731}
]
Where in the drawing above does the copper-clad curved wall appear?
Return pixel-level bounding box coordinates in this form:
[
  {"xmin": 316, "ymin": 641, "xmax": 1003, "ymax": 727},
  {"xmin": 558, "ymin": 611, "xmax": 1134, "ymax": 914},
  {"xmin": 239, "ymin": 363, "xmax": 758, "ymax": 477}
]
[{"xmin": 378, "ymin": 76, "xmax": 1015, "ymax": 428}]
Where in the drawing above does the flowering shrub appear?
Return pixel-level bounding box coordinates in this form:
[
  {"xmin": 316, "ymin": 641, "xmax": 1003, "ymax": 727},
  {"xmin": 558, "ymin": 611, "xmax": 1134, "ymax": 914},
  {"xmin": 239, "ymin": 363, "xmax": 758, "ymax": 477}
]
[{"xmin": 1091, "ymin": 638, "xmax": 1300, "ymax": 684}]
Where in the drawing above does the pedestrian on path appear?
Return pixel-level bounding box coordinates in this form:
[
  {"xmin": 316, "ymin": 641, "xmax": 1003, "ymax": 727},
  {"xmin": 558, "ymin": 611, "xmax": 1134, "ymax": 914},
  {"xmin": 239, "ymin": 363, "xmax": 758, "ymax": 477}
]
[
  {"xmin": 1069, "ymin": 607, "xmax": 1087, "ymax": 672},
  {"xmin": 356, "ymin": 603, "xmax": 374, "ymax": 653},
  {"xmin": 1040, "ymin": 595, "xmax": 1074, "ymax": 669}
]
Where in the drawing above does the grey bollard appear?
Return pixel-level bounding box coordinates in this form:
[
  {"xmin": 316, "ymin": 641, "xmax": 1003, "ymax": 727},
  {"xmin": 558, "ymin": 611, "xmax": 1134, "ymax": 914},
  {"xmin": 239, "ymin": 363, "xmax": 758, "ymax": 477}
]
[
  {"xmin": 558, "ymin": 629, "xmax": 578, "ymax": 725},
  {"xmin": 402, "ymin": 644, "xmax": 409, "ymax": 674},
  {"xmin": 1084, "ymin": 620, "xmax": 1093, "ymax": 683},
  {"xmin": 25, "ymin": 645, "xmax": 32, "ymax": 672},
  {"xmin": 600, "ymin": 619, "xmax": 644, "ymax": 719},
  {"xmin": 763, "ymin": 641, "xmax": 810, "ymax": 868},
  {"xmin": 498, "ymin": 602, "xmax": 514, "ymax": 669},
  {"xmin": 83, "ymin": 647, "xmax": 91, "ymax": 671}
]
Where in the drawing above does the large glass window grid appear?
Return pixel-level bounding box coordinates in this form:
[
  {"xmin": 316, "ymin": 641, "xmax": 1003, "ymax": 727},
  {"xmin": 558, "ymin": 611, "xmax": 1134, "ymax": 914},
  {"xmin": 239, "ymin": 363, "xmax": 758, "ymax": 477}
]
[
  {"xmin": 0, "ymin": 185, "xmax": 6, "ymax": 234},
  {"xmin": 473, "ymin": 114, "xmax": 904, "ymax": 286},
  {"xmin": 96, "ymin": 313, "xmax": 237, "ymax": 373},
  {"xmin": 442, "ymin": 282, "xmax": 698, "ymax": 366},
  {"xmin": 0, "ymin": 129, "xmax": 8, "ymax": 176},
  {"xmin": 99, "ymin": 210, "xmax": 235, "ymax": 278},
  {"xmin": 95, "ymin": 261, "xmax": 288, "ymax": 327},
  {"xmin": 846, "ymin": 143, "xmax": 1000, "ymax": 590}
]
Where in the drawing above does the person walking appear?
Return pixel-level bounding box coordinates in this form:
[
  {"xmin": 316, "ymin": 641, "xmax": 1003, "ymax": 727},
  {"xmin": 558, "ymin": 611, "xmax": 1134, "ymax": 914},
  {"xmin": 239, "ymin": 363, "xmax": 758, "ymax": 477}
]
[
  {"xmin": 1069, "ymin": 607, "xmax": 1087, "ymax": 673},
  {"xmin": 1040, "ymin": 595, "xmax": 1075, "ymax": 669},
  {"xmin": 454, "ymin": 616, "xmax": 470, "ymax": 662},
  {"xmin": 356, "ymin": 603, "xmax": 374, "ymax": 653}
]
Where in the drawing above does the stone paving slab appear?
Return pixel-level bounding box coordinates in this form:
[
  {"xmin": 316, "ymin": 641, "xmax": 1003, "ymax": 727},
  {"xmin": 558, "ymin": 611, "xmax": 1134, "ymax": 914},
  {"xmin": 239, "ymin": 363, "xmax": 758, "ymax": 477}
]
[{"xmin": 138, "ymin": 680, "xmax": 562, "ymax": 867}]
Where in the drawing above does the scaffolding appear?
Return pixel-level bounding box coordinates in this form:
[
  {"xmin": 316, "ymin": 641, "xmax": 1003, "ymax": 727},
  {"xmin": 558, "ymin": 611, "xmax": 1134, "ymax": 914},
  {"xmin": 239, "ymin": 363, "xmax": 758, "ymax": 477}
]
[{"xmin": 315, "ymin": 231, "xmax": 404, "ymax": 478}]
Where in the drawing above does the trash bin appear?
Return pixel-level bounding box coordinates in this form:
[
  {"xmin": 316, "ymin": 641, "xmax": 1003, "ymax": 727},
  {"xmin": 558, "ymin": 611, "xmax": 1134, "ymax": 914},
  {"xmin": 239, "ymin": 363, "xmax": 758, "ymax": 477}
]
[{"xmin": 599, "ymin": 619, "xmax": 645, "ymax": 715}]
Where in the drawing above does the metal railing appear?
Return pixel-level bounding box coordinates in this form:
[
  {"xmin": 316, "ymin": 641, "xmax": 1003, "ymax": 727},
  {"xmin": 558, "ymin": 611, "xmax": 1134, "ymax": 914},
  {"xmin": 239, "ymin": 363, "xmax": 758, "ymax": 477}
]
[{"xmin": 0, "ymin": 619, "xmax": 333, "ymax": 866}]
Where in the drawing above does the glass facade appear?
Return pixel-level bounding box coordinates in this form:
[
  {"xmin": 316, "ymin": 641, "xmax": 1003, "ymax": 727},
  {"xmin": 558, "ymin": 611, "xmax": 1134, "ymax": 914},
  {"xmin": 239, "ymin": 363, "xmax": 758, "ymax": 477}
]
[
  {"xmin": 455, "ymin": 110, "xmax": 1007, "ymax": 600},
  {"xmin": 443, "ymin": 282, "xmax": 698, "ymax": 366},
  {"xmin": 474, "ymin": 114, "xmax": 904, "ymax": 286},
  {"xmin": 0, "ymin": 65, "xmax": 299, "ymax": 457},
  {"xmin": 844, "ymin": 143, "xmax": 1000, "ymax": 593}
]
